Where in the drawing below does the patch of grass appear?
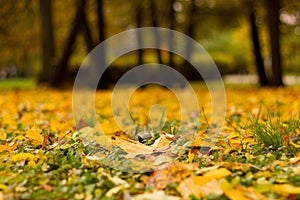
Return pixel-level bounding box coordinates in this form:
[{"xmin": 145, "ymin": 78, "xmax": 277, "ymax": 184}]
[
  {"xmin": 0, "ymin": 78, "xmax": 35, "ymax": 90},
  {"xmin": 249, "ymin": 106, "xmax": 300, "ymax": 155}
]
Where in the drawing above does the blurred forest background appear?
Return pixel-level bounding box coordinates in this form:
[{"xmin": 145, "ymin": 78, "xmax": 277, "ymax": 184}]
[{"xmin": 0, "ymin": 0, "xmax": 299, "ymax": 88}]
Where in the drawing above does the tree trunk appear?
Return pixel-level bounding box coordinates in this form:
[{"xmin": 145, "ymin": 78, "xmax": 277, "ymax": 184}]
[
  {"xmin": 136, "ymin": 2, "xmax": 143, "ymax": 66},
  {"xmin": 266, "ymin": 0, "xmax": 283, "ymax": 86},
  {"xmin": 53, "ymin": 0, "xmax": 86, "ymax": 85},
  {"xmin": 96, "ymin": 0, "xmax": 108, "ymax": 88},
  {"xmin": 183, "ymin": 0, "xmax": 197, "ymax": 79},
  {"xmin": 249, "ymin": 0, "xmax": 269, "ymax": 86},
  {"xmin": 168, "ymin": 0, "xmax": 176, "ymax": 68},
  {"xmin": 38, "ymin": 0, "xmax": 55, "ymax": 83},
  {"xmin": 97, "ymin": 0, "xmax": 106, "ymax": 44},
  {"xmin": 82, "ymin": 11, "xmax": 94, "ymax": 52},
  {"xmin": 184, "ymin": 0, "xmax": 197, "ymax": 64},
  {"xmin": 149, "ymin": 0, "xmax": 163, "ymax": 64}
]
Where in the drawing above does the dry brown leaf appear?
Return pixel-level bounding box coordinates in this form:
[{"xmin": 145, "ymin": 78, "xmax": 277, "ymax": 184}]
[
  {"xmin": 152, "ymin": 135, "xmax": 172, "ymax": 150},
  {"xmin": 147, "ymin": 162, "xmax": 193, "ymax": 189},
  {"xmin": 112, "ymin": 137, "xmax": 157, "ymax": 154},
  {"xmin": 177, "ymin": 176, "xmax": 203, "ymax": 199}
]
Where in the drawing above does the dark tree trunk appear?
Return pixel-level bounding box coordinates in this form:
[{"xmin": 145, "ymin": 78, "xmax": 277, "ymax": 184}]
[
  {"xmin": 249, "ymin": 0, "xmax": 269, "ymax": 86},
  {"xmin": 136, "ymin": 2, "xmax": 143, "ymax": 66},
  {"xmin": 168, "ymin": 0, "xmax": 176, "ymax": 68},
  {"xmin": 96, "ymin": 0, "xmax": 108, "ymax": 88},
  {"xmin": 97, "ymin": 0, "xmax": 106, "ymax": 44},
  {"xmin": 53, "ymin": 0, "xmax": 86, "ymax": 85},
  {"xmin": 82, "ymin": 12, "xmax": 94, "ymax": 52},
  {"xmin": 149, "ymin": 0, "xmax": 163, "ymax": 64},
  {"xmin": 38, "ymin": 0, "xmax": 55, "ymax": 83},
  {"xmin": 266, "ymin": 0, "xmax": 283, "ymax": 86},
  {"xmin": 184, "ymin": 0, "xmax": 197, "ymax": 65},
  {"xmin": 182, "ymin": 0, "xmax": 197, "ymax": 80}
]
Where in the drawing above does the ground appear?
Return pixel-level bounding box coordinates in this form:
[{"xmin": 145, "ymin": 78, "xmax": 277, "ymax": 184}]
[{"xmin": 0, "ymin": 85, "xmax": 300, "ymax": 200}]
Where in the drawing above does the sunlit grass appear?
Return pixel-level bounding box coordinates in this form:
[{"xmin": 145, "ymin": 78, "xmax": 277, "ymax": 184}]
[{"xmin": 0, "ymin": 78, "xmax": 35, "ymax": 90}]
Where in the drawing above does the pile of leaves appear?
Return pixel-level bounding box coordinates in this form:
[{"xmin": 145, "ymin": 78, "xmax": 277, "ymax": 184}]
[{"xmin": 0, "ymin": 86, "xmax": 300, "ymax": 200}]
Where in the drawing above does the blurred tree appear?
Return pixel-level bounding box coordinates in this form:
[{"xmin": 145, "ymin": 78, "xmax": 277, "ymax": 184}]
[
  {"xmin": 38, "ymin": 0, "xmax": 55, "ymax": 83},
  {"xmin": 2, "ymin": 0, "xmax": 299, "ymax": 87},
  {"xmin": 0, "ymin": 1, "xmax": 39, "ymax": 77},
  {"xmin": 53, "ymin": 0, "xmax": 88, "ymax": 85},
  {"xmin": 97, "ymin": 0, "xmax": 106, "ymax": 44},
  {"xmin": 149, "ymin": 0, "xmax": 163, "ymax": 64},
  {"xmin": 184, "ymin": 0, "xmax": 197, "ymax": 63},
  {"xmin": 168, "ymin": 0, "xmax": 176, "ymax": 67},
  {"xmin": 246, "ymin": 0, "xmax": 284, "ymax": 86},
  {"xmin": 248, "ymin": 0, "xmax": 269, "ymax": 86},
  {"xmin": 135, "ymin": 1, "xmax": 144, "ymax": 66},
  {"xmin": 266, "ymin": 0, "xmax": 283, "ymax": 86}
]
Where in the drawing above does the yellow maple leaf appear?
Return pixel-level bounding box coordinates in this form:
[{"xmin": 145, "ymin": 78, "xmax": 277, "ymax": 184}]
[
  {"xmin": 26, "ymin": 126, "xmax": 44, "ymax": 145},
  {"xmin": 49, "ymin": 119, "xmax": 69, "ymax": 133}
]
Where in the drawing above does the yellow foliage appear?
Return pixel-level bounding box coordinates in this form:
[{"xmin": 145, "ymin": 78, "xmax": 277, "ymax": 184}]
[
  {"xmin": 11, "ymin": 152, "xmax": 38, "ymax": 162},
  {"xmin": 203, "ymin": 168, "xmax": 232, "ymax": 179},
  {"xmin": 272, "ymin": 184, "xmax": 300, "ymax": 196},
  {"xmin": 26, "ymin": 125, "xmax": 44, "ymax": 145},
  {"xmin": 0, "ymin": 145, "xmax": 10, "ymax": 153},
  {"xmin": 0, "ymin": 130, "xmax": 6, "ymax": 140},
  {"xmin": 220, "ymin": 179, "xmax": 251, "ymax": 200}
]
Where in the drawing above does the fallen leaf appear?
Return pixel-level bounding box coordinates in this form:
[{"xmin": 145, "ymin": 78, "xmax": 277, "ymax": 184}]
[
  {"xmin": 131, "ymin": 190, "xmax": 181, "ymax": 200},
  {"xmin": 147, "ymin": 162, "xmax": 193, "ymax": 189},
  {"xmin": 178, "ymin": 176, "xmax": 223, "ymax": 199},
  {"xmin": 0, "ymin": 130, "xmax": 6, "ymax": 140},
  {"xmin": 106, "ymin": 185, "xmax": 125, "ymax": 197},
  {"xmin": 203, "ymin": 168, "xmax": 232, "ymax": 179},
  {"xmin": 26, "ymin": 126, "xmax": 44, "ymax": 145},
  {"xmin": 11, "ymin": 152, "xmax": 38, "ymax": 162},
  {"xmin": 177, "ymin": 177, "xmax": 203, "ymax": 199},
  {"xmin": 0, "ymin": 144, "xmax": 11, "ymax": 153},
  {"xmin": 152, "ymin": 135, "xmax": 172, "ymax": 150},
  {"xmin": 112, "ymin": 137, "xmax": 156, "ymax": 154},
  {"xmin": 272, "ymin": 184, "xmax": 300, "ymax": 196},
  {"xmin": 41, "ymin": 184, "xmax": 53, "ymax": 191},
  {"xmin": 220, "ymin": 179, "xmax": 251, "ymax": 200},
  {"xmin": 200, "ymin": 179, "xmax": 223, "ymax": 197}
]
